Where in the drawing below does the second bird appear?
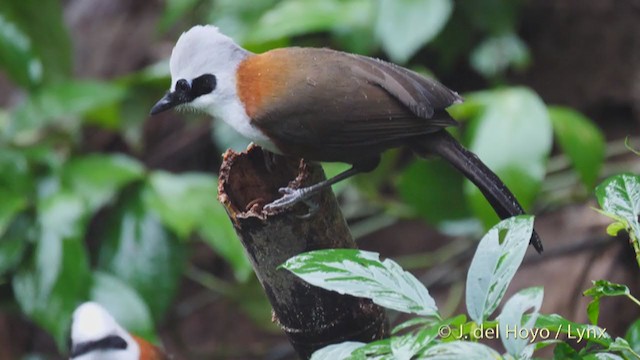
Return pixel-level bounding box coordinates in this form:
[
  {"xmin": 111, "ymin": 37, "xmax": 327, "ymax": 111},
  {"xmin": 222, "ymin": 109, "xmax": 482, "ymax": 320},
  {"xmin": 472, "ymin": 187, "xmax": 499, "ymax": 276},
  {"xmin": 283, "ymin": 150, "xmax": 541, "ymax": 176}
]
[{"xmin": 150, "ymin": 25, "xmax": 542, "ymax": 252}]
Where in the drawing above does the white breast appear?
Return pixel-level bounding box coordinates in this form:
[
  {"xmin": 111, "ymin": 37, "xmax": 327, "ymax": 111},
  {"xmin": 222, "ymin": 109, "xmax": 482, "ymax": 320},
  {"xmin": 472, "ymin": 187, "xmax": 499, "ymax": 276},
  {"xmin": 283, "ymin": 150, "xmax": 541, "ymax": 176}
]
[{"xmin": 213, "ymin": 94, "xmax": 281, "ymax": 154}]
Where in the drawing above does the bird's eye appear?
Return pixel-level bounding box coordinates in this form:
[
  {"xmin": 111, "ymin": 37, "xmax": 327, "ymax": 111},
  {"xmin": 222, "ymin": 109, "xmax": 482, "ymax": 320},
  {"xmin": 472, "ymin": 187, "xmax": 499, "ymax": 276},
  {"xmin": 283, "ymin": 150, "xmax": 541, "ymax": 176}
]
[
  {"xmin": 191, "ymin": 74, "xmax": 217, "ymax": 97},
  {"xmin": 175, "ymin": 79, "xmax": 190, "ymax": 93}
]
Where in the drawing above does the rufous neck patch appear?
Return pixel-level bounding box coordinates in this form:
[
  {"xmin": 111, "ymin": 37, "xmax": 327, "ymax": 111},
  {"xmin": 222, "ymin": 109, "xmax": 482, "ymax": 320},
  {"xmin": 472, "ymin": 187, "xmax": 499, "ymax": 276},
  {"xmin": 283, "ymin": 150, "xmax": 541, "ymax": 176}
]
[
  {"xmin": 133, "ymin": 336, "xmax": 167, "ymax": 360},
  {"xmin": 236, "ymin": 50, "xmax": 292, "ymax": 119}
]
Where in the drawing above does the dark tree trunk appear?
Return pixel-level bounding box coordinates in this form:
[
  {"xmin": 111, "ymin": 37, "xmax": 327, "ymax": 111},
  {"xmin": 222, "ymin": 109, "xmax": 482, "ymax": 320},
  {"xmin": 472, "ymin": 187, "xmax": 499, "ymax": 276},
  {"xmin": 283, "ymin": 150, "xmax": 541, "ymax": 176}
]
[{"xmin": 217, "ymin": 144, "xmax": 388, "ymax": 359}]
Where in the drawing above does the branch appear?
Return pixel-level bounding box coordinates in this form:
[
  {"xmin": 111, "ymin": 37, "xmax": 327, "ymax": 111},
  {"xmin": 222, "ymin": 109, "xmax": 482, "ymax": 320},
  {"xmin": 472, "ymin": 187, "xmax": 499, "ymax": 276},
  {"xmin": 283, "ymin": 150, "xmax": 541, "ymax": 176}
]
[{"xmin": 217, "ymin": 144, "xmax": 388, "ymax": 359}]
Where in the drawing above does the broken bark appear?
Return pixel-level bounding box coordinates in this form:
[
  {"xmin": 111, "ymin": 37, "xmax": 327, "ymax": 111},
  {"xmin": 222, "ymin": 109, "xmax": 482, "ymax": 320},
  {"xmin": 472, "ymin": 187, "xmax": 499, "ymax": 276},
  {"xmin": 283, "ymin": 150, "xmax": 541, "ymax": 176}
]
[{"xmin": 218, "ymin": 144, "xmax": 388, "ymax": 359}]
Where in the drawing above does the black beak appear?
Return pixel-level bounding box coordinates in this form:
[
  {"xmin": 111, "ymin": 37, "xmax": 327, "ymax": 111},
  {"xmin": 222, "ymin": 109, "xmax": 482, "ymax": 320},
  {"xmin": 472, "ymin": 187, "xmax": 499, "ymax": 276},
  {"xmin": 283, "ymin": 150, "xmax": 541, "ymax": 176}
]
[{"xmin": 150, "ymin": 91, "xmax": 188, "ymax": 115}]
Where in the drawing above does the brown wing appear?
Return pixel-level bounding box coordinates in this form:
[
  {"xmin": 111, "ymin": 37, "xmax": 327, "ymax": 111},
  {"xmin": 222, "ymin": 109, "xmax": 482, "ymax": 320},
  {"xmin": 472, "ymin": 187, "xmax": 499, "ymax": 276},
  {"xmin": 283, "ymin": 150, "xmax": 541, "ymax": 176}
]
[{"xmin": 238, "ymin": 48, "xmax": 461, "ymax": 160}]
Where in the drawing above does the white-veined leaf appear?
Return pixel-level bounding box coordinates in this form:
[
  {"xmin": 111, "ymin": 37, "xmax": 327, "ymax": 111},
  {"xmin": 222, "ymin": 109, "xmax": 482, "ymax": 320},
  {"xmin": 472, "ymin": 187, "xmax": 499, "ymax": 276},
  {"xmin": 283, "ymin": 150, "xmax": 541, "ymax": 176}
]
[
  {"xmin": 283, "ymin": 249, "xmax": 438, "ymax": 316},
  {"xmin": 596, "ymin": 174, "xmax": 640, "ymax": 241},
  {"xmin": 498, "ymin": 287, "xmax": 544, "ymax": 358},
  {"xmin": 310, "ymin": 342, "xmax": 365, "ymax": 360},
  {"xmin": 466, "ymin": 216, "xmax": 533, "ymax": 323},
  {"xmin": 421, "ymin": 340, "xmax": 501, "ymax": 359}
]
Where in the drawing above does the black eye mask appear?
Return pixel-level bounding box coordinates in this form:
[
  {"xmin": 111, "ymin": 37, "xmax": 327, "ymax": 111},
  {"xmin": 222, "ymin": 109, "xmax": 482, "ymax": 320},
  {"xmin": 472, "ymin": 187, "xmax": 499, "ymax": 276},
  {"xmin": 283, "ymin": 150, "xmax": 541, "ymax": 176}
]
[
  {"xmin": 70, "ymin": 335, "xmax": 128, "ymax": 358},
  {"xmin": 190, "ymin": 74, "xmax": 217, "ymax": 98},
  {"xmin": 150, "ymin": 73, "xmax": 217, "ymax": 115},
  {"xmin": 173, "ymin": 74, "xmax": 217, "ymax": 103}
]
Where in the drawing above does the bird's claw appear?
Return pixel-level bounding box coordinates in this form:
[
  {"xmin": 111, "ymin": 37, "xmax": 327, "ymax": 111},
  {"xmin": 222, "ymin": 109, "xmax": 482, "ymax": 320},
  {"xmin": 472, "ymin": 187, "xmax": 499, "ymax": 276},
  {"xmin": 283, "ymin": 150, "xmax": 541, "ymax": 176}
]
[
  {"xmin": 297, "ymin": 200, "xmax": 320, "ymax": 219},
  {"xmin": 278, "ymin": 187, "xmax": 297, "ymax": 196},
  {"xmin": 263, "ymin": 187, "xmax": 302, "ymax": 210},
  {"xmin": 263, "ymin": 187, "xmax": 319, "ymax": 218}
]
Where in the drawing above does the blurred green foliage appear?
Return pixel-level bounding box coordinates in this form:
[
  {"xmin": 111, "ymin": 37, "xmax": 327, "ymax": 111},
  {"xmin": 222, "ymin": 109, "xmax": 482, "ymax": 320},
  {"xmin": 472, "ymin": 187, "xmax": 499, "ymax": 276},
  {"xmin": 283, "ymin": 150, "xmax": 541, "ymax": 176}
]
[
  {"xmin": 0, "ymin": 0, "xmax": 70, "ymax": 89},
  {"xmin": 0, "ymin": 0, "xmax": 607, "ymax": 356},
  {"xmin": 453, "ymin": 87, "xmax": 553, "ymax": 228},
  {"xmin": 549, "ymin": 106, "xmax": 605, "ymax": 189}
]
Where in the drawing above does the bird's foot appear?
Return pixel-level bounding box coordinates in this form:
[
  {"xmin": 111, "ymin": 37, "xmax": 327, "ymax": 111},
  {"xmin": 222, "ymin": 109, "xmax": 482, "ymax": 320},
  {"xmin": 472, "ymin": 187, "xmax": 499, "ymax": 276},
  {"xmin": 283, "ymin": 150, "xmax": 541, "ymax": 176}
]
[{"xmin": 264, "ymin": 187, "xmax": 320, "ymax": 218}]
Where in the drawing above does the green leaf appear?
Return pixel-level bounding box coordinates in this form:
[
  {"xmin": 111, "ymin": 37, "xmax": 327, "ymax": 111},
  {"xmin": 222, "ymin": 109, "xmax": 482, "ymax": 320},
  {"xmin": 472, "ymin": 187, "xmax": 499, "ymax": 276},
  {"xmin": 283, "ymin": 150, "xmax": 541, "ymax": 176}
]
[
  {"xmin": 397, "ymin": 159, "xmax": 469, "ymax": 224},
  {"xmin": 392, "ymin": 325, "xmax": 441, "ymax": 358},
  {"xmin": 90, "ymin": 271, "xmax": 157, "ymax": 342},
  {"xmin": 463, "ymin": 87, "xmax": 552, "ymax": 228},
  {"xmin": 609, "ymin": 337, "xmax": 636, "ymax": 355},
  {"xmin": 198, "ymin": 203, "xmax": 253, "ymax": 282},
  {"xmin": 158, "ymin": 0, "xmax": 201, "ymax": 32},
  {"xmin": 145, "ymin": 172, "xmax": 215, "ymax": 238},
  {"xmin": 446, "ymin": 100, "xmax": 484, "ymax": 121},
  {"xmin": 311, "ymin": 342, "xmax": 366, "ymax": 360},
  {"xmin": 535, "ymin": 314, "xmax": 611, "ymax": 347},
  {"xmin": 585, "ymin": 353, "xmax": 625, "ymax": 360},
  {"xmin": 13, "ymin": 192, "xmax": 91, "ymax": 349},
  {"xmin": 375, "ymin": 0, "xmax": 453, "ymax": 64},
  {"xmin": 0, "ymin": 150, "xmax": 31, "ymax": 236},
  {"xmin": 549, "ymin": 106, "xmax": 605, "ymax": 188},
  {"xmin": 8, "ymin": 81, "xmax": 126, "ymax": 139},
  {"xmin": 0, "ymin": 188, "xmax": 27, "ymax": 237},
  {"xmin": 0, "ymin": 14, "xmax": 42, "ymax": 88},
  {"xmin": 606, "ymin": 222, "xmax": 626, "ymax": 237},
  {"xmin": 392, "ymin": 317, "xmax": 440, "ymax": 335},
  {"xmin": 420, "ymin": 340, "xmax": 501, "ymax": 359},
  {"xmin": 98, "ymin": 188, "xmax": 185, "ymax": 319},
  {"xmin": 587, "ymin": 298, "xmax": 601, "ymax": 326},
  {"xmin": 584, "ymin": 280, "xmax": 631, "ymax": 325},
  {"xmin": 458, "ymin": 0, "xmax": 521, "ymax": 35},
  {"xmin": 349, "ymin": 338, "xmax": 393, "ymax": 358},
  {"xmin": 7, "ymin": 149, "xmax": 59, "ymax": 178},
  {"xmin": 596, "ymin": 174, "xmax": 640, "ymax": 241},
  {"xmin": 391, "ymin": 333, "xmax": 422, "ymax": 359},
  {"xmin": 466, "ymin": 215, "xmax": 533, "ymax": 323},
  {"xmin": 61, "ymin": 154, "xmax": 145, "ymax": 212},
  {"xmin": 498, "ymin": 287, "xmax": 544, "ymax": 357},
  {"xmin": 553, "ymin": 342, "xmax": 581, "ymax": 359},
  {"xmin": 206, "ymin": 0, "xmax": 283, "ymax": 52},
  {"xmin": 0, "ymin": 238, "xmax": 26, "ymax": 276},
  {"xmin": 246, "ymin": 0, "xmax": 373, "ymax": 44},
  {"xmin": 0, "ymin": 213, "xmax": 29, "ymax": 275},
  {"xmin": 584, "ymin": 280, "xmax": 630, "ymax": 298},
  {"xmin": 470, "ymin": 33, "xmax": 530, "ymax": 78},
  {"xmin": 440, "ymin": 318, "xmax": 475, "ymax": 342},
  {"xmin": 0, "ymin": 0, "xmax": 72, "ymax": 85},
  {"xmin": 145, "ymin": 171, "xmax": 252, "ymax": 281},
  {"xmin": 282, "ymin": 249, "xmax": 439, "ymax": 316},
  {"xmin": 333, "ymin": 24, "xmax": 377, "ymax": 55},
  {"xmin": 625, "ymin": 318, "xmax": 640, "ymax": 354},
  {"xmin": 525, "ymin": 339, "xmax": 563, "ymax": 355}
]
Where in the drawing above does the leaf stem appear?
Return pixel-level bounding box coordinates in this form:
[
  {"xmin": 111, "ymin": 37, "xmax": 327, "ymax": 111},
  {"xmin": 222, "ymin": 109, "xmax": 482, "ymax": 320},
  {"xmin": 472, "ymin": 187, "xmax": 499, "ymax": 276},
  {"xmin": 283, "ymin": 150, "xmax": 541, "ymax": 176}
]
[
  {"xmin": 623, "ymin": 346, "xmax": 640, "ymax": 360},
  {"xmin": 626, "ymin": 293, "xmax": 640, "ymax": 308},
  {"xmin": 628, "ymin": 232, "xmax": 640, "ymax": 271},
  {"xmin": 184, "ymin": 264, "xmax": 234, "ymax": 296},
  {"xmin": 626, "ymin": 136, "xmax": 640, "ymax": 156}
]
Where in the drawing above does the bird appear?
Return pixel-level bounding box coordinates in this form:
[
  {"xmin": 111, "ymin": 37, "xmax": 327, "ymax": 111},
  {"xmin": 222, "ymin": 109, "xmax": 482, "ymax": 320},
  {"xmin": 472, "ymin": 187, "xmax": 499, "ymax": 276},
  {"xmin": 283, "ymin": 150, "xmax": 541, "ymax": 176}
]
[
  {"xmin": 69, "ymin": 302, "xmax": 167, "ymax": 360},
  {"xmin": 150, "ymin": 25, "xmax": 542, "ymax": 252}
]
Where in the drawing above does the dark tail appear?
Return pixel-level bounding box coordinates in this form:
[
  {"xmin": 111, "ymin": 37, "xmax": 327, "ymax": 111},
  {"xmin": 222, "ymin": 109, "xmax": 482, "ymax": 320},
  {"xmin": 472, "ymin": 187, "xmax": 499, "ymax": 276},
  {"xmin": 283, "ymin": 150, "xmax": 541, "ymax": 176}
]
[{"xmin": 412, "ymin": 131, "xmax": 543, "ymax": 253}]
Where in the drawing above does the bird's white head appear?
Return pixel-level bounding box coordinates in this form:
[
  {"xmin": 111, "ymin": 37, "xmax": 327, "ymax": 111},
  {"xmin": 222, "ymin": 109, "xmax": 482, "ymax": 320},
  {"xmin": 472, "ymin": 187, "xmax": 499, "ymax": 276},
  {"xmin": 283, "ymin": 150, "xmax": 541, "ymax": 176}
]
[
  {"xmin": 150, "ymin": 25, "xmax": 249, "ymax": 116},
  {"xmin": 70, "ymin": 302, "xmax": 140, "ymax": 360}
]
